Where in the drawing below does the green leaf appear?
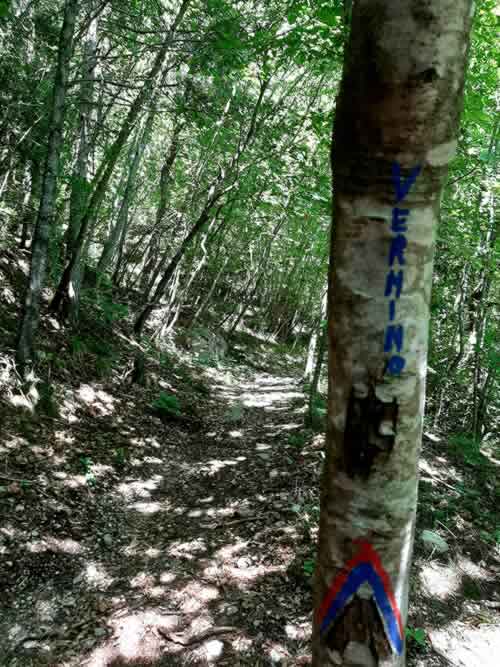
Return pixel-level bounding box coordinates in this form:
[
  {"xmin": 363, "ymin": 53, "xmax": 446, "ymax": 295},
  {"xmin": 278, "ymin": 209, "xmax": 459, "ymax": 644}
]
[{"xmin": 315, "ymin": 7, "xmax": 341, "ymax": 27}]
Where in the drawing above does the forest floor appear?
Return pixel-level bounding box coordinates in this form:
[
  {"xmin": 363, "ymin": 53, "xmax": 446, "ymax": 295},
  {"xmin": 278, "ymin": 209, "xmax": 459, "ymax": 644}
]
[{"xmin": 1, "ymin": 251, "xmax": 499, "ymax": 667}]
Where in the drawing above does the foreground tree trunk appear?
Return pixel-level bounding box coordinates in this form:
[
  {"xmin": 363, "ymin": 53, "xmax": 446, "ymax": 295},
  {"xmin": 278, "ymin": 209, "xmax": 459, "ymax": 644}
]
[
  {"xmin": 312, "ymin": 2, "xmax": 473, "ymax": 666},
  {"xmin": 16, "ymin": 0, "xmax": 79, "ymax": 370}
]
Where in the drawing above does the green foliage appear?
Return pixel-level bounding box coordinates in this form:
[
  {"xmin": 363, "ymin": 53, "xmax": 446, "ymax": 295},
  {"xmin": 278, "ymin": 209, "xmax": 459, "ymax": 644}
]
[
  {"xmin": 196, "ymin": 351, "xmax": 218, "ymax": 367},
  {"xmin": 69, "ymin": 335, "xmax": 86, "ymax": 357},
  {"xmin": 36, "ymin": 381, "xmax": 58, "ymax": 418},
  {"xmin": 68, "ymin": 334, "xmax": 118, "ymax": 377},
  {"xmin": 287, "ymin": 431, "xmax": 308, "ymax": 448},
  {"xmin": 152, "ymin": 392, "xmax": 181, "ymax": 417},
  {"xmin": 99, "ymin": 296, "xmax": 129, "ymax": 325},
  {"xmin": 0, "ymin": 0, "xmax": 9, "ymax": 19},
  {"xmin": 159, "ymin": 351, "xmax": 174, "ymax": 369},
  {"xmin": 309, "ymin": 392, "xmax": 327, "ymax": 430},
  {"xmin": 449, "ymin": 433, "xmax": 488, "ymax": 467},
  {"xmin": 225, "ymin": 403, "xmax": 243, "ymax": 423},
  {"xmin": 302, "ymin": 558, "xmax": 315, "ymax": 576},
  {"xmin": 114, "ymin": 447, "xmax": 127, "ymax": 468},
  {"xmin": 79, "ymin": 455, "xmax": 96, "ymax": 485},
  {"xmin": 405, "ymin": 627, "xmax": 427, "ymax": 647}
]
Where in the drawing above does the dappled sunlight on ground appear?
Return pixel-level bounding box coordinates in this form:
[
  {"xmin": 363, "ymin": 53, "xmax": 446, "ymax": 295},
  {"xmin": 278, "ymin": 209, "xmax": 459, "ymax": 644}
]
[
  {"xmin": 419, "ymin": 562, "xmax": 461, "ymax": 600},
  {"xmin": 1, "ymin": 330, "xmax": 498, "ymax": 666}
]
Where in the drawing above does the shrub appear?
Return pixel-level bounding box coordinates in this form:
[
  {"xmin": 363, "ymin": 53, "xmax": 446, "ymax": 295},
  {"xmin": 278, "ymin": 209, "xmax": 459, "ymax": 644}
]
[{"xmin": 152, "ymin": 392, "xmax": 181, "ymax": 417}]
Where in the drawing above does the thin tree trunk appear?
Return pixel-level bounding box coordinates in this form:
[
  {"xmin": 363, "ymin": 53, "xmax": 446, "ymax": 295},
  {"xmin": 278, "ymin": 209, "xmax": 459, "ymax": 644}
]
[
  {"xmin": 49, "ymin": 0, "xmax": 191, "ymax": 315},
  {"xmin": 433, "ymin": 263, "xmax": 469, "ymax": 426},
  {"xmin": 312, "ymin": 2, "xmax": 473, "ymax": 665},
  {"xmin": 190, "ymin": 256, "xmax": 229, "ymax": 328},
  {"xmin": 19, "ymin": 160, "xmax": 41, "ymax": 249},
  {"xmin": 134, "ymin": 195, "xmax": 222, "ymax": 336},
  {"xmin": 64, "ymin": 4, "xmax": 98, "ymax": 322},
  {"xmin": 97, "ymin": 107, "xmax": 155, "ymax": 276},
  {"xmin": 307, "ymin": 320, "xmax": 328, "ymax": 428},
  {"xmin": 16, "ymin": 0, "xmax": 79, "ymax": 370},
  {"xmin": 133, "ymin": 78, "xmax": 270, "ymax": 338},
  {"xmin": 139, "ymin": 120, "xmax": 182, "ymax": 294},
  {"xmin": 228, "ymin": 219, "xmax": 285, "ymax": 335},
  {"xmin": 304, "ymin": 288, "xmax": 328, "ymax": 384}
]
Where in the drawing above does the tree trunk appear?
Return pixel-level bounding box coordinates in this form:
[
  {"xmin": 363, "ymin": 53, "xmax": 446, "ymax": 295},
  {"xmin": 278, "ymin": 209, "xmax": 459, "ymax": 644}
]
[
  {"xmin": 134, "ymin": 197, "xmax": 220, "ymax": 336},
  {"xmin": 19, "ymin": 159, "xmax": 41, "ymax": 249},
  {"xmin": 139, "ymin": 120, "xmax": 182, "ymax": 294},
  {"xmin": 312, "ymin": 2, "xmax": 473, "ymax": 666},
  {"xmin": 16, "ymin": 0, "xmax": 79, "ymax": 370},
  {"xmin": 97, "ymin": 107, "xmax": 155, "ymax": 276},
  {"xmin": 304, "ymin": 288, "xmax": 328, "ymax": 386},
  {"xmin": 49, "ymin": 0, "xmax": 191, "ymax": 316},
  {"xmin": 307, "ymin": 320, "xmax": 328, "ymax": 429},
  {"xmin": 64, "ymin": 4, "xmax": 98, "ymax": 322},
  {"xmin": 190, "ymin": 256, "xmax": 229, "ymax": 328}
]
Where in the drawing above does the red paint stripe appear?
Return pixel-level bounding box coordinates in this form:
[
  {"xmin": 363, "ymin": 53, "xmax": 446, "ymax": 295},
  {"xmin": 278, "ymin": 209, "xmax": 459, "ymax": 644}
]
[
  {"xmin": 316, "ymin": 541, "xmax": 371, "ymax": 623},
  {"xmin": 316, "ymin": 540, "xmax": 403, "ymax": 638}
]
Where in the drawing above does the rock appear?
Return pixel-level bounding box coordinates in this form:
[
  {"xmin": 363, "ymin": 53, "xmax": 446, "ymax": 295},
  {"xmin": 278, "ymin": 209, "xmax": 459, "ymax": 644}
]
[
  {"xmin": 270, "ymin": 647, "xmax": 289, "ymax": 664},
  {"xmin": 103, "ymin": 534, "xmax": 113, "ymax": 547},
  {"xmin": 205, "ymin": 639, "xmax": 224, "ymax": 662},
  {"xmin": 226, "ymin": 605, "xmax": 238, "ymax": 616},
  {"xmin": 189, "ymin": 326, "xmax": 228, "ymax": 361},
  {"xmin": 421, "ymin": 529, "xmax": 449, "ymax": 553},
  {"xmin": 15, "ymin": 503, "xmax": 24, "ymax": 512},
  {"xmin": 269, "ymin": 469, "xmax": 279, "ymax": 479},
  {"xmin": 94, "ymin": 628, "xmax": 107, "ymax": 637},
  {"xmin": 343, "ymin": 641, "xmax": 376, "ymax": 667},
  {"xmin": 96, "ymin": 599, "xmax": 109, "ymax": 613}
]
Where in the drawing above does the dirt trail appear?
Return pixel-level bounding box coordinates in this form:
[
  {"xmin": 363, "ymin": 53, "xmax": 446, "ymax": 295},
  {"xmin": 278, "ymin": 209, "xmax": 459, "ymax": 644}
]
[
  {"xmin": 1, "ymin": 340, "xmax": 499, "ymax": 667},
  {"xmin": 1, "ymin": 355, "xmax": 320, "ymax": 666}
]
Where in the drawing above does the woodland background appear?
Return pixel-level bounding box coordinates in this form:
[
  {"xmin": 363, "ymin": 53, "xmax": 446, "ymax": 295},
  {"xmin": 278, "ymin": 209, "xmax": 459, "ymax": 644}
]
[{"xmin": 0, "ymin": 1, "xmax": 498, "ymax": 666}]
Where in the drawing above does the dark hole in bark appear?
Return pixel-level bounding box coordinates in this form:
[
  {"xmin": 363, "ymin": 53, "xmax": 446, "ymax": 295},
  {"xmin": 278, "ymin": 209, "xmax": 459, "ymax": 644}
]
[
  {"xmin": 323, "ymin": 596, "xmax": 390, "ymax": 659},
  {"xmin": 410, "ymin": 67, "xmax": 439, "ymax": 86},
  {"xmin": 343, "ymin": 385, "xmax": 398, "ymax": 478}
]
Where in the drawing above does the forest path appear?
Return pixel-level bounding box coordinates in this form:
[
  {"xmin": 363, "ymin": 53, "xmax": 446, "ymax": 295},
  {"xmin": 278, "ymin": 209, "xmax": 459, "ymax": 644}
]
[
  {"xmin": 0, "ymin": 347, "xmax": 321, "ymax": 666},
  {"xmin": 1, "ymin": 331, "xmax": 499, "ymax": 667}
]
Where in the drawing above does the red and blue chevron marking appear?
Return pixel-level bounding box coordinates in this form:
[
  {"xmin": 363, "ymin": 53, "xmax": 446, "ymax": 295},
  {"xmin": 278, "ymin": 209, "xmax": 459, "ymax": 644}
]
[{"xmin": 316, "ymin": 540, "xmax": 404, "ymax": 655}]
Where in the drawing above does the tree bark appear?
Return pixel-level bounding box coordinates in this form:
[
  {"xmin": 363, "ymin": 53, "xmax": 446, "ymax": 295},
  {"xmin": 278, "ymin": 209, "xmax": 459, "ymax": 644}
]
[
  {"xmin": 305, "ymin": 288, "xmax": 328, "ymax": 425},
  {"xmin": 16, "ymin": 0, "xmax": 79, "ymax": 370},
  {"xmin": 19, "ymin": 159, "xmax": 41, "ymax": 249},
  {"xmin": 312, "ymin": 2, "xmax": 473, "ymax": 665}
]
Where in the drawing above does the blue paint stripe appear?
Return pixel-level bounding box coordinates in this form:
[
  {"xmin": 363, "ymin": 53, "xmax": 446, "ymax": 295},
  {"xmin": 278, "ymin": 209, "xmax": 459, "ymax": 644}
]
[{"xmin": 319, "ymin": 563, "xmax": 403, "ymax": 655}]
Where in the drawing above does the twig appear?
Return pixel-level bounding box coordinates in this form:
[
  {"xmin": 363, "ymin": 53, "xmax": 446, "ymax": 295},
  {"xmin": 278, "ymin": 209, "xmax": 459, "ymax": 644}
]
[
  {"xmin": 200, "ymin": 515, "xmax": 263, "ymax": 529},
  {"xmin": 0, "ymin": 474, "xmax": 34, "ymax": 483},
  {"xmin": 157, "ymin": 626, "xmax": 237, "ymax": 646},
  {"xmin": 436, "ymin": 519, "xmax": 457, "ymax": 539},
  {"xmin": 420, "ymin": 473, "xmax": 458, "ymax": 494}
]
